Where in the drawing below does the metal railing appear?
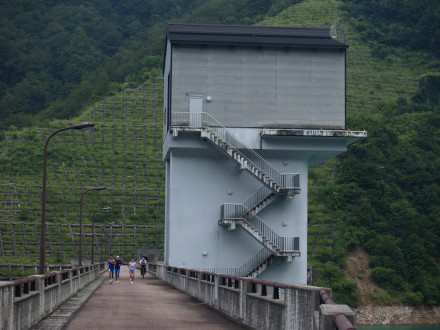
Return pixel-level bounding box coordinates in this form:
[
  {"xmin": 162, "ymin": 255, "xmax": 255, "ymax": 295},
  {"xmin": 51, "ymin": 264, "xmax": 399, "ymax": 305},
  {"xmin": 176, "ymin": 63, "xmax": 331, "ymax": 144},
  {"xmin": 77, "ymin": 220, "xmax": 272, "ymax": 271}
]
[
  {"xmin": 240, "ymin": 248, "xmax": 273, "ymax": 276},
  {"xmin": 280, "ymin": 173, "xmax": 300, "ymax": 191},
  {"xmin": 171, "ymin": 112, "xmax": 299, "ymax": 191},
  {"xmin": 221, "ymin": 203, "xmax": 299, "ymax": 253},
  {"xmin": 220, "ymin": 186, "xmax": 274, "ymax": 219},
  {"xmin": 221, "ymin": 203, "xmax": 247, "ymax": 219},
  {"xmin": 242, "ymin": 185, "xmax": 274, "ymax": 212},
  {"xmin": 193, "ymin": 248, "xmax": 272, "ymax": 277},
  {"xmin": 244, "ymin": 211, "xmax": 299, "ymax": 252}
]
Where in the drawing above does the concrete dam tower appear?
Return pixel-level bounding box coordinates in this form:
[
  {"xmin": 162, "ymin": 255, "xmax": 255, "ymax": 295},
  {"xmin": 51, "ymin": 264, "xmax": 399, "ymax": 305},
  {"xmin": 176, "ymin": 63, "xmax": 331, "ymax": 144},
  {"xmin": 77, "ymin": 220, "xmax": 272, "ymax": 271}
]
[{"xmin": 162, "ymin": 24, "xmax": 366, "ymax": 284}]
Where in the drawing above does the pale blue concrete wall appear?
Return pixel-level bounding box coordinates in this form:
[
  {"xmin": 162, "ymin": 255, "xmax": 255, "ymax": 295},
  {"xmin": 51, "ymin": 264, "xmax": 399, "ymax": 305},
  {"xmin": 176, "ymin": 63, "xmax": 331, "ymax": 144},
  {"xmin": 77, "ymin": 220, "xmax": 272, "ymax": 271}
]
[
  {"xmin": 165, "ymin": 128, "xmax": 311, "ymax": 284},
  {"xmin": 163, "ymin": 128, "xmax": 357, "ymax": 284},
  {"xmin": 166, "ymin": 140, "xmax": 263, "ymax": 269}
]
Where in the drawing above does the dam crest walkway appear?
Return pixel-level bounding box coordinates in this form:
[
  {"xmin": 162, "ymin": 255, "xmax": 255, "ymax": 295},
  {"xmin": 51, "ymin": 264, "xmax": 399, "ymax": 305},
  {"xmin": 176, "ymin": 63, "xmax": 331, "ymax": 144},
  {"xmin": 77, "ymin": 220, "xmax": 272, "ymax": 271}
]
[{"xmin": 33, "ymin": 267, "xmax": 245, "ymax": 329}]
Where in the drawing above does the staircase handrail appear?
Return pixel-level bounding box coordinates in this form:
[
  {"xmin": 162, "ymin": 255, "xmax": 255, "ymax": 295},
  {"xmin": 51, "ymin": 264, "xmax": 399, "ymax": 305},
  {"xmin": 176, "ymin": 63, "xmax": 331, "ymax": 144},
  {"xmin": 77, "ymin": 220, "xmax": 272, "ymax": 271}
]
[
  {"xmin": 172, "ymin": 112, "xmax": 284, "ymax": 187},
  {"xmin": 244, "ymin": 213, "xmax": 299, "ymax": 252},
  {"xmin": 192, "ymin": 248, "xmax": 272, "ymax": 277},
  {"xmin": 243, "ymin": 212, "xmax": 280, "ymax": 250},
  {"xmin": 240, "ymin": 248, "xmax": 273, "ymax": 276},
  {"xmin": 222, "ymin": 203, "xmax": 298, "ymax": 253},
  {"xmin": 242, "ymin": 185, "xmax": 274, "ymax": 212}
]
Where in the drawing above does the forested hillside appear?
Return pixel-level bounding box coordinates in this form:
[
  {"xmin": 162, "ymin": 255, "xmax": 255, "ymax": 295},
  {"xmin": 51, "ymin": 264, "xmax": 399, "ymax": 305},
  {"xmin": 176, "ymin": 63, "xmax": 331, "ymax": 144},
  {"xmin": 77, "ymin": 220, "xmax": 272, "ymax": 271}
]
[
  {"xmin": 0, "ymin": 0, "xmax": 295, "ymax": 133},
  {"xmin": 260, "ymin": 0, "xmax": 440, "ymax": 306},
  {"xmin": 1, "ymin": 0, "xmax": 439, "ymax": 307}
]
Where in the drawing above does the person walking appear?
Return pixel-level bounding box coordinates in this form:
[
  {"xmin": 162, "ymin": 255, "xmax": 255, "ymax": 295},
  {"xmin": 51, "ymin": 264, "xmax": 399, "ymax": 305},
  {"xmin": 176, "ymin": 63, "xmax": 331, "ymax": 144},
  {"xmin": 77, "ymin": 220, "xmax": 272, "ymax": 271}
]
[
  {"xmin": 128, "ymin": 258, "xmax": 137, "ymax": 284},
  {"xmin": 107, "ymin": 254, "xmax": 115, "ymax": 284},
  {"xmin": 114, "ymin": 256, "xmax": 123, "ymax": 283}
]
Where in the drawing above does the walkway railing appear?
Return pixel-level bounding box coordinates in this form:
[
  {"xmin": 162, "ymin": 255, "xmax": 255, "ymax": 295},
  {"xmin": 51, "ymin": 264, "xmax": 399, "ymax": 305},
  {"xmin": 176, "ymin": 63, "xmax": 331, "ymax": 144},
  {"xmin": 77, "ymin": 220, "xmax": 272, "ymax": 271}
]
[
  {"xmin": 149, "ymin": 262, "xmax": 357, "ymax": 330},
  {"xmin": 1, "ymin": 261, "xmax": 357, "ymax": 330},
  {"xmin": 0, "ymin": 263, "xmax": 103, "ymax": 330}
]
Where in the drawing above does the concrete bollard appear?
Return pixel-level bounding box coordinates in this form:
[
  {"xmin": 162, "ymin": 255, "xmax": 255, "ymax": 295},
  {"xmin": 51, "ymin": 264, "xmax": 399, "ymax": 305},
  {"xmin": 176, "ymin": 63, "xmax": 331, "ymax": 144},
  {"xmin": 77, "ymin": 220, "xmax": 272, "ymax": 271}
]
[
  {"xmin": 0, "ymin": 281, "xmax": 15, "ymax": 330},
  {"xmin": 35, "ymin": 275, "xmax": 46, "ymax": 320},
  {"xmin": 319, "ymin": 304, "xmax": 356, "ymax": 330}
]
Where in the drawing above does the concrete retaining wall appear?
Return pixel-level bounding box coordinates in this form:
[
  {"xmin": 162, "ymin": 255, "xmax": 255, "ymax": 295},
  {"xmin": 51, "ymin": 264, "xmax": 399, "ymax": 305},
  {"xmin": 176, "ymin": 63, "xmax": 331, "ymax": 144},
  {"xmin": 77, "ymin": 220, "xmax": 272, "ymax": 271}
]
[
  {"xmin": 0, "ymin": 265, "xmax": 101, "ymax": 330},
  {"xmin": 151, "ymin": 264, "xmax": 357, "ymax": 330}
]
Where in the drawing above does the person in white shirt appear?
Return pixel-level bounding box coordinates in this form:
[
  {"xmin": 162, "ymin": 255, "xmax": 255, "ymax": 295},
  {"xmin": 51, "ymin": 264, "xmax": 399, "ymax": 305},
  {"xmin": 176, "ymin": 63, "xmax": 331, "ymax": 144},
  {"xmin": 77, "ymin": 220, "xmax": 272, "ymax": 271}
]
[{"xmin": 128, "ymin": 258, "xmax": 137, "ymax": 284}]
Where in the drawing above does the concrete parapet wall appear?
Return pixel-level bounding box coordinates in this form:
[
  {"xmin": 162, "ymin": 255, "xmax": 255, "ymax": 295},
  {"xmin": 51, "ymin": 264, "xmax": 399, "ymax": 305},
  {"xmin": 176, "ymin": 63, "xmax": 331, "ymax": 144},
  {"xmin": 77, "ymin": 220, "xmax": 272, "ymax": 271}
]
[
  {"xmin": 0, "ymin": 264, "xmax": 101, "ymax": 330},
  {"xmin": 151, "ymin": 263, "xmax": 357, "ymax": 330},
  {"xmin": 218, "ymin": 286, "xmax": 240, "ymax": 319}
]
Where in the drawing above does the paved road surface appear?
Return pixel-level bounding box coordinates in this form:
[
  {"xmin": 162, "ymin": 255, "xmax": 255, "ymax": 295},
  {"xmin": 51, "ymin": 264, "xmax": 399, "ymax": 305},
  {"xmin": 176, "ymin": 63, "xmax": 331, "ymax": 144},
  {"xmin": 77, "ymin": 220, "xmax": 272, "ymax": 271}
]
[{"xmin": 64, "ymin": 267, "xmax": 247, "ymax": 329}]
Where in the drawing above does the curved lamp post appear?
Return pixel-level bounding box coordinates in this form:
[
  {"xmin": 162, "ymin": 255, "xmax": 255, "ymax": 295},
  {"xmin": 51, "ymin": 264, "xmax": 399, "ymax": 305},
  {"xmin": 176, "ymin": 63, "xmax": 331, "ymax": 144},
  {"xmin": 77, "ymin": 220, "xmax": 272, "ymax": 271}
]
[
  {"xmin": 91, "ymin": 206, "xmax": 112, "ymax": 265},
  {"xmin": 39, "ymin": 122, "xmax": 95, "ymax": 275},
  {"xmin": 79, "ymin": 187, "xmax": 106, "ymax": 266}
]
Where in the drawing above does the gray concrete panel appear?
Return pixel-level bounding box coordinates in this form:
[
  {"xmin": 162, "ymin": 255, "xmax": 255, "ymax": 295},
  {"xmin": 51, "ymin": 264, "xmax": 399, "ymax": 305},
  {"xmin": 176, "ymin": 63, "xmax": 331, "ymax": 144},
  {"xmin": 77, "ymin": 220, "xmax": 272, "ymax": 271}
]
[{"xmin": 168, "ymin": 44, "xmax": 345, "ymax": 129}]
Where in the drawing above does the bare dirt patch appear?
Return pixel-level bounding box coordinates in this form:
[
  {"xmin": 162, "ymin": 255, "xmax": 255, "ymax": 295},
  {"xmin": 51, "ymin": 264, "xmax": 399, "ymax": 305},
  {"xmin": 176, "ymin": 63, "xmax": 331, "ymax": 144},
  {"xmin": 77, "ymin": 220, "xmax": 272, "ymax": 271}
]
[
  {"xmin": 345, "ymin": 247, "xmax": 440, "ymax": 325},
  {"xmin": 345, "ymin": 247, "xmax": 384, "ymax": 305}
]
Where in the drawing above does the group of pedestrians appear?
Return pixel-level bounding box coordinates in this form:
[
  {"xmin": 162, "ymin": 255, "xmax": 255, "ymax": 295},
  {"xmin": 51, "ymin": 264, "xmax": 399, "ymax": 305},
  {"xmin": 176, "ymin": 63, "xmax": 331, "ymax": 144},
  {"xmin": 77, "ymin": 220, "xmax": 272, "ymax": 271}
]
[{"xmin": 107, "ymin": 254, "xmax": 146, "ymax": 284}]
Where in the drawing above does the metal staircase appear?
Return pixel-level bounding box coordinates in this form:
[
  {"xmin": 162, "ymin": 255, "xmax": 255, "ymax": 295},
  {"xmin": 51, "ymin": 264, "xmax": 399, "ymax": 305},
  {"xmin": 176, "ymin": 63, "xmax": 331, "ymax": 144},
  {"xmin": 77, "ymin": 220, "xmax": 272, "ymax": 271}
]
[
  {"xmin": 171, "ymin": 112, "xmax": 301, "ymax": 264},
  {"xmin": 199, "ymin": 128, "xmax": 300, "ymax": 195},
  {"xmin": 193, "ymin": 248, "xmax": 276, "ymax": 277},
  {"xmin": 172, "ymin": 112, "xmax": 301, "ymax": 195},
  {"xmin": 220, "ymin": 202, "xmax": 300, "ymax": 260}
]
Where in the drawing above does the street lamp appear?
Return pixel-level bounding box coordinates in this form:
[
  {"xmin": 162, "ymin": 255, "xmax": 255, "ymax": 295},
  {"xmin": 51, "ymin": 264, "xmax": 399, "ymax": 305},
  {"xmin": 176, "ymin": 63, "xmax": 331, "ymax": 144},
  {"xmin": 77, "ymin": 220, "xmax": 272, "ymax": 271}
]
[
  {"xmin": 78, "ymin": 186, "xmax": 106, "ymax": 266},
  {"xmin": 91, "ymin": 206, "xmax": 111, "ymax": 265},
  {"xmin": 39, "ymin": 122, "xmax": 95, "ymax": 275}
]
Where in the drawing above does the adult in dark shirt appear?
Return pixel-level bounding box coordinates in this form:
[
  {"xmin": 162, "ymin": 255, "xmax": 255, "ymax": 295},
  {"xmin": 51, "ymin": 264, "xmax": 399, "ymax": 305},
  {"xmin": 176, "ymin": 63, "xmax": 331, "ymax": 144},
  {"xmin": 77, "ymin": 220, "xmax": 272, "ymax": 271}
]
[
  {"xmin": 107, "ymin": 255, "xmax": 115, "ymax": 284},
  {"xmin": 114, "ymin": 256, "xmax": 123, "ymax": 283}
]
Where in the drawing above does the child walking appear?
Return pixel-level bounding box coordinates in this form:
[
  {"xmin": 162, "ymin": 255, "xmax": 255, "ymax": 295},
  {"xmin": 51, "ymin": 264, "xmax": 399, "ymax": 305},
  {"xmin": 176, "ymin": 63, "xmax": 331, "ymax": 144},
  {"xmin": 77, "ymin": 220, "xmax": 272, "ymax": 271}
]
[{"xmin": 128, "ymin": 258, "xmax": 137, "ymax": 284}]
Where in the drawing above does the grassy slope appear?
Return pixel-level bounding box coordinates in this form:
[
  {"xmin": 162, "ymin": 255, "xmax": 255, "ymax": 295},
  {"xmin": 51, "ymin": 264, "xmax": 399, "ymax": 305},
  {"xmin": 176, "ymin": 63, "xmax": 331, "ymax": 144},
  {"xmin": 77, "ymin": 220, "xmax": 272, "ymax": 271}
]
[{"xmin": 0, "ymin": 81, "xmax": 164, "ymax": 274}]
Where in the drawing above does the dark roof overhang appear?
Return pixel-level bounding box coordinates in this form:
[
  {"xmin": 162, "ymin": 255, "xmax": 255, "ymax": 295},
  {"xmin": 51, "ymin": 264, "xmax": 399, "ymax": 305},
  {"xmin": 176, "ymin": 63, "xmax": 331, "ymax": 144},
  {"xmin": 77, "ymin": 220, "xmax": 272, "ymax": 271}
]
[{"xmin": 167, "ymin": 23, "xmax": 347, "ymax": 50}]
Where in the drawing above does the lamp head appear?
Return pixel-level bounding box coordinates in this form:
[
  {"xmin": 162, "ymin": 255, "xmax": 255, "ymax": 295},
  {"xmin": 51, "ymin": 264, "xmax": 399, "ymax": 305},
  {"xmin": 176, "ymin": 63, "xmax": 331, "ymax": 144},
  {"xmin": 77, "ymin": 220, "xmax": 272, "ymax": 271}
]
[{"xmin": 70, "ymin": 122, "xmax": 95, "ymax": 130}]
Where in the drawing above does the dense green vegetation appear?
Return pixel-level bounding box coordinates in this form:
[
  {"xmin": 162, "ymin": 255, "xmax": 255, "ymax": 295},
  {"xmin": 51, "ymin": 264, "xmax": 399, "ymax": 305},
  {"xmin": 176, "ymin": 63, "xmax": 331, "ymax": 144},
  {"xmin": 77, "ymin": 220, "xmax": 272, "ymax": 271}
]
[
  {"xmin": 0, "ymin": 0, "xmax": 297, "ymax": 134},
  {"xmin": 263, "ymin": 0, "xmax": 440, "ymax": 306},
  {"xmin": 341, "ymin": 0, "xmax": 440, "ymax": 57},
  {"xmin": 335, "ymin": 1, "xmax": 440, "ymax": 306},
  {"xmin": 1, "ymin": 0, "xmax": 439, "ymax": 307},
  {"xmin": 322, "ymin": 97, "xmax": 440, "ymax": 306}
]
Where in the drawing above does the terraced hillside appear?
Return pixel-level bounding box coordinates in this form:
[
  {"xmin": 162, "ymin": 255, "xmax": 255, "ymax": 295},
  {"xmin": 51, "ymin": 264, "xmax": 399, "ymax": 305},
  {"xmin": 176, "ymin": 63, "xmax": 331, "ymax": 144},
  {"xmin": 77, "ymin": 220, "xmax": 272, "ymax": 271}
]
[{"xmin": 0, "ymin": 79, "xmax": 164, "ymax": 277}]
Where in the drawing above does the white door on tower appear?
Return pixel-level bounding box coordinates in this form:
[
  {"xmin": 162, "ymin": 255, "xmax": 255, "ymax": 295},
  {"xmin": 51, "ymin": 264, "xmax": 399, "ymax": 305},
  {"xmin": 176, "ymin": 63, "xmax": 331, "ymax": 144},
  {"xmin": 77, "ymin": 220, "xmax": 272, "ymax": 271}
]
[{"xmin": 189, "ymin": 94, "xmax": 203, "ymax": 127}]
